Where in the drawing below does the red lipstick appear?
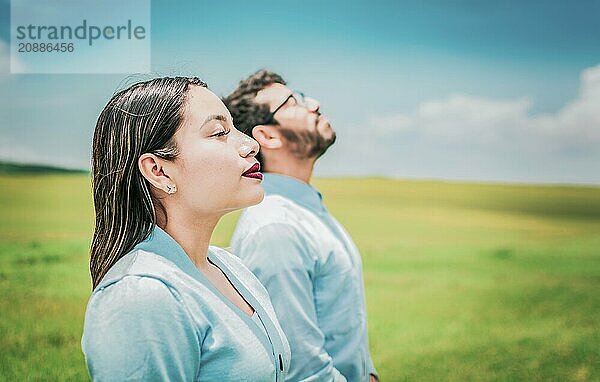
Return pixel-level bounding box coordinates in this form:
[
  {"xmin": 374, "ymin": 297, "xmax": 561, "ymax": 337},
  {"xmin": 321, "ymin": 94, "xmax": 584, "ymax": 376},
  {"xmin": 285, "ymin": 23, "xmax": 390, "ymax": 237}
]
[{"xmin": 242, "ymin": 162, "xmax": 263, "ymax": 180}]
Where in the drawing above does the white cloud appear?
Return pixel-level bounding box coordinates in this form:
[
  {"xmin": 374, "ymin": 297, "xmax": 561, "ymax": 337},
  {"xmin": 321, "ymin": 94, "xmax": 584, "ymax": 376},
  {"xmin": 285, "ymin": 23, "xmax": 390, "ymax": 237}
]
[
  {"xmin": 373, "ymin": 94, "xmax": 532, "ymax": 147},
  {"xmin": 316, "ymin": 64, "xmax": 600, "ymax": 183},
  {"xmin": 371, "ymin": 64, "xmax": 600, "ymax": 151}
]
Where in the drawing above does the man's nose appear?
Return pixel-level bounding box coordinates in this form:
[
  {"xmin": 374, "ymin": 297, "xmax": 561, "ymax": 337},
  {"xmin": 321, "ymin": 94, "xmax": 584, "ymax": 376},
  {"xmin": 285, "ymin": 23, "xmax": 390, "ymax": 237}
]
[{"xmin": 305, "ymin": 97, "xmax": 320, "ymax": 113}]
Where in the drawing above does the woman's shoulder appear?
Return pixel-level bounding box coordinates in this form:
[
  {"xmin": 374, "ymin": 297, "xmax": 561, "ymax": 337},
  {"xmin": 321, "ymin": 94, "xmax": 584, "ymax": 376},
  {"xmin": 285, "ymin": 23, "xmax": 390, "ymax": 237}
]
[
  {"xmin": 89, "ymin": 270, "xmax": 184, "ymax": 315},
  {"xmin": 87, "ymin": 249, "xmax": 190, "ymax": 318},
  {"xmin": 82, "ymin": 272, "xmax": 201, "ymax": 380},
  {"xmin": 83, "ymin": 273, "xmax": 194, "ymax": 349},
  {"xmin": 95, "ymin": 249, "xmax": 180, "ymax": 291}
]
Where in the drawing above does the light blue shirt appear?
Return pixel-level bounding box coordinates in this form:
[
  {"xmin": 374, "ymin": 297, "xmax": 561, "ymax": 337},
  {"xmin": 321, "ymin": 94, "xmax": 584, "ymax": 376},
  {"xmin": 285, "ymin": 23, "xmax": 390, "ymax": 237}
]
[
  {"xmin": 231, "ymin": 173, "xmax": 377, "ymax": 382},
  {"xmin": 82, "ymin": 226, "xmax": 291, "ymax": 381}
]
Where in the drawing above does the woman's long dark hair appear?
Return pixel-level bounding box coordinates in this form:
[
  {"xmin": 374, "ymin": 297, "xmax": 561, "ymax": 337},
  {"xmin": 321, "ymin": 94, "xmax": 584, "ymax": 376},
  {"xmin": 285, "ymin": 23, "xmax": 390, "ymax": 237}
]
[{"xmin": 90, "ymin": 76, "xmax": 206, "ymax": 288}]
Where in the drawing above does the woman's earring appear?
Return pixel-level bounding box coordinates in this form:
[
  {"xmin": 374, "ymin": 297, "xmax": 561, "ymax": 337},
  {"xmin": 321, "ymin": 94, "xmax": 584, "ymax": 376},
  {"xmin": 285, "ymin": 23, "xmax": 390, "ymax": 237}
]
[{"xmin": 166, "ymin": 184, "xmax": 177, "ymax": 194}]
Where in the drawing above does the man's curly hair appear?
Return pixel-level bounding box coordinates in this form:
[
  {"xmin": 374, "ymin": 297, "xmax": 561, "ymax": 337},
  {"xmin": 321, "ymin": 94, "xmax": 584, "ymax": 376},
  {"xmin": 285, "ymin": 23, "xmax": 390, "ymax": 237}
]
[{"xmin": 223, "ymin": 69, "xmax": 286, "ymax": 165}]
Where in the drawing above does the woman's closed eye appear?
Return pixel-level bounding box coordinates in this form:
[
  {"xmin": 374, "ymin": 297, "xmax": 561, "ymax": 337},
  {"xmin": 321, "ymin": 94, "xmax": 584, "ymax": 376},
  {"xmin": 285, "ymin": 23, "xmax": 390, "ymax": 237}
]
[{"xmin": 211, "ymin": 124, "xmax": 231, "ymax": 138}]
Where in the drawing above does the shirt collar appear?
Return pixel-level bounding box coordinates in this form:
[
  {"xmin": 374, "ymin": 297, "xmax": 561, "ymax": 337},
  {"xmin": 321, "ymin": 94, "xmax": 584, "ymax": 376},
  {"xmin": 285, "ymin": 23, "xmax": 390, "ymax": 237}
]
[
  {"xmin": 261, "ymin": 173, "xmax": 326, "ymax": 214},
  {"xmin": 133, "ymin": 225, "xmax": 202, "ymax": 281}
]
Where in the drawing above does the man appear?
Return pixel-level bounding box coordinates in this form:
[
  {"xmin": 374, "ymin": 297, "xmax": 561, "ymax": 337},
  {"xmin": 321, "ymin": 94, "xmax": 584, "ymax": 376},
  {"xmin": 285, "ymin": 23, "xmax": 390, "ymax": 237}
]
[{"xmin": 225, "ymin": 70, "xmax": 378, "ymax": 382}]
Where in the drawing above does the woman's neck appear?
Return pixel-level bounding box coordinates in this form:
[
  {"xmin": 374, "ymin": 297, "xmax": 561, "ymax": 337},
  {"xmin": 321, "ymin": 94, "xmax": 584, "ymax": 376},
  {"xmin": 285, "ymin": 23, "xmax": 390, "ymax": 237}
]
[{"xmin": 159, "ymin": 213, "xmax": 220, "ymax": 270}]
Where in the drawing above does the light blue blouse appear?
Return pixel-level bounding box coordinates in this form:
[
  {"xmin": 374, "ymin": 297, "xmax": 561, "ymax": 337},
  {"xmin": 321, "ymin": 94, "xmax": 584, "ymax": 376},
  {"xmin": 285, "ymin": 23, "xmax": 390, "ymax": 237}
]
[
  {"xmin": 82, "ymin": 226, "xmax": 291, "ymax": 381},
  {"xmin": 231, "ymin": 173, "xmax": 378, "ymax": 382}
]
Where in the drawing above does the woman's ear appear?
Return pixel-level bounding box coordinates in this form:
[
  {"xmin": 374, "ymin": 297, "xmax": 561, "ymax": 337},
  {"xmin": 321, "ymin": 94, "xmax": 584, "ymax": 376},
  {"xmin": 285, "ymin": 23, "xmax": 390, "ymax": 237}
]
[
  {"xmin": 252, "ymin": 125, "xmax": 283, "ymax": 150},
  {"xmin": 138, "ymin": 154, "xmax": 176, "ymax": 194}
]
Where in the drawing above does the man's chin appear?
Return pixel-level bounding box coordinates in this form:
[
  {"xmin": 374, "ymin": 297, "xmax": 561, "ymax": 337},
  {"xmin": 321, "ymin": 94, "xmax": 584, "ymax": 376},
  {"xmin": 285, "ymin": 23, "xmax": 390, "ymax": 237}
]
[
  {"xmin": 321, "ymin": 122, "xmax": 336, "ymax": 144},
  {"xmin": 323, "ymin": 129, "xmax": 336, "ymax": 144},
  {"xmin": 317, "ymin": 119, "xmax": 335, "ymax": 140},
  {"xmin": 313, "ymin": 130, "xmax": 336, "ymax": 159}
]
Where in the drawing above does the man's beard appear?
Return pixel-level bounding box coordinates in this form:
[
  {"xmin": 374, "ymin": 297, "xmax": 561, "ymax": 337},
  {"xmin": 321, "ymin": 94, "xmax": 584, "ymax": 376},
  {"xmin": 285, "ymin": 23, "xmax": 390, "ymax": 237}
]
[{"xmin": 279, "ymin": 126, "xmax": 337, "ymax": 160}]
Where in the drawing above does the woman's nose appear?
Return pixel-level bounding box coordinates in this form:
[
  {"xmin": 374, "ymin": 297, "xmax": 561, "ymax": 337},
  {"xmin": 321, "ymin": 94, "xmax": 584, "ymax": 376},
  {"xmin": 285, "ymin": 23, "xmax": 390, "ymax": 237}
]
[{"xmin": 239, "ymin": 133, "xmax": 260, "ymax": 158}]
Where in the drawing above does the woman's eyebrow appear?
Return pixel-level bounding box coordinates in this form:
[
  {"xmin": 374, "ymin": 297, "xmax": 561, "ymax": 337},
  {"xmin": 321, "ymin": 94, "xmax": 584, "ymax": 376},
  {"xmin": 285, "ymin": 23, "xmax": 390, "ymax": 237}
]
[{"xmin": 200, "ymin": 114, "xmax": 227, "ymax": 130}]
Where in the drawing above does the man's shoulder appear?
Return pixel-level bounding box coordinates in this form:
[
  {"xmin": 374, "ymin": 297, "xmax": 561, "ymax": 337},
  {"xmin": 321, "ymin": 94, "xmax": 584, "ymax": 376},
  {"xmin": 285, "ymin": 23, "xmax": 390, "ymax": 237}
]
[
  {"xmin": 232, "ymin": 193, "xmax": 343, "ymax": 261},
  {"xmin": 240, "ymin": 194, "xmax": 313, "ymax": 227},
  {"xmin": 231, "ymin": 195, "xmax": 324, "ymax": 259}
]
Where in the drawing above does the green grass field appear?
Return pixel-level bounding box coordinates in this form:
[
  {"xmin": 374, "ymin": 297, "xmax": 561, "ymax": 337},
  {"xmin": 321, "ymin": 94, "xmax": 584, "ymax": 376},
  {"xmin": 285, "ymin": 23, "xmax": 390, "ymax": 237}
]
[{"xmin": 1, "ymin": 174, "xmax": 599, "ymax": 381}]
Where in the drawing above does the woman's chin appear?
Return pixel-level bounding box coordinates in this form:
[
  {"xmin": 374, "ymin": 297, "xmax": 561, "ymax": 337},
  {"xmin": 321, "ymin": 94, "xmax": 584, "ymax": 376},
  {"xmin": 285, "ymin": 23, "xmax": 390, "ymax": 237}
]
[
  {"xmin": 221, "ymin": 183, "xmax": 265, "ymax": 213},
  {"xmin": 249, "ymin": 188, "xmax": 265, "ymax": 206},
  {"xmin": 237, "ymin": 187, "xmax": 265, "ymax": 209}
]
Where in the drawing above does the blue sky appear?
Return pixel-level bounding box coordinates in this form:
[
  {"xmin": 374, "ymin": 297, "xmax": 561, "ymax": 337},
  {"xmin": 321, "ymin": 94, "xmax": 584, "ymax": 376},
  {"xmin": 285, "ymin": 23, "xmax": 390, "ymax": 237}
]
[{"xmin": 1, "ymin": 0, "xmax": 599, "ymax": 183}]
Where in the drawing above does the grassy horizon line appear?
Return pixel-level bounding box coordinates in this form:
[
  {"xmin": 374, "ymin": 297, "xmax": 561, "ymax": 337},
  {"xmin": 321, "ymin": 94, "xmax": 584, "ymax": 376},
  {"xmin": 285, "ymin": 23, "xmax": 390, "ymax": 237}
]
[
  {"xmin": 0, "ymin": 160, "xmax": 89, "ymax": 175},
  {"xmin": 1, "ymin": 160, "xmax": 599, "ymax": 189}
]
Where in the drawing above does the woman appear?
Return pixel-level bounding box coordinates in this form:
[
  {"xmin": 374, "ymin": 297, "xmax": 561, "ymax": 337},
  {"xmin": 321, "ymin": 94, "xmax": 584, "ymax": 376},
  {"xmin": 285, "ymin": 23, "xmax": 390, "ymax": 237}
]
[{"xmin": 82, "ymin": 77, "xmax": 290, "ymax": 381}]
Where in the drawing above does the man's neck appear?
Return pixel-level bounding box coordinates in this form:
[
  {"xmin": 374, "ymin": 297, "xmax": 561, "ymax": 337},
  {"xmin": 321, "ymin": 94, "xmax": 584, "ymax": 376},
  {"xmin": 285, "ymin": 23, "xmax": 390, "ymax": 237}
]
[{"xmin": 263, "ymin": 156, "xmax": 316, "ymax": 184}]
